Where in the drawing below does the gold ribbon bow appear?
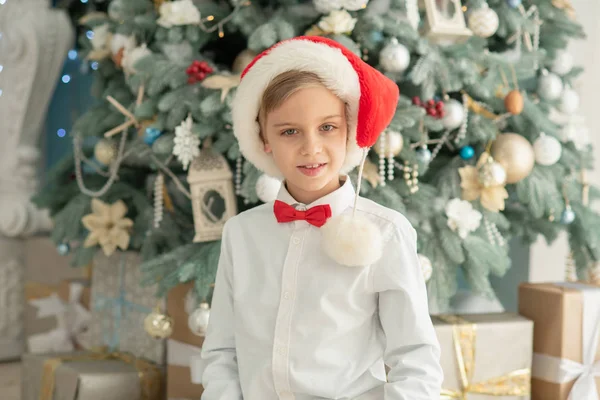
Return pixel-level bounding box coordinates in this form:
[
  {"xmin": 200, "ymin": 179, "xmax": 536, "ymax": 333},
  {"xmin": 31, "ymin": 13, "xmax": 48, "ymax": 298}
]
[
  {"xmin": 438, "ymin": 315, "xmax": 531, "ymax": 399},
  {"xmin": 40, "ymin": 350, "xmax": 162, "ymax": 400}
]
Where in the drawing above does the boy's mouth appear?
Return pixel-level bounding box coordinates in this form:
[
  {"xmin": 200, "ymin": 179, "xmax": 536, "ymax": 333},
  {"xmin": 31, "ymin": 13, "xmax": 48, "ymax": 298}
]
[{"xmin": 297, "ymin": 163, "xmax": 327, "ymax": 176}]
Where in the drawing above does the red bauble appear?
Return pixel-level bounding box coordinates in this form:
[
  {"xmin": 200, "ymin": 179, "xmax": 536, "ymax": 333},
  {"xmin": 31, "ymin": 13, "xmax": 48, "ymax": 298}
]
[
  {"xmin": 412, "ymin": 96, "xmax": 421, "ymax": 106},
  {"xmin": 436, "ymin": 101, "xmax": 444, "ymax": 111},
  {"xmin": 427, "ymin": 99, "xmax": 435, "ymax": 107}
]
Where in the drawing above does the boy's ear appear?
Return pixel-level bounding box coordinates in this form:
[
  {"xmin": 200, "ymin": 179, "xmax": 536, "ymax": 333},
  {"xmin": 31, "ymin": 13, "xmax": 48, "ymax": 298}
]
[{"xmin": 260, "ymin": 130, "xmax": 272, "ymax": 153}]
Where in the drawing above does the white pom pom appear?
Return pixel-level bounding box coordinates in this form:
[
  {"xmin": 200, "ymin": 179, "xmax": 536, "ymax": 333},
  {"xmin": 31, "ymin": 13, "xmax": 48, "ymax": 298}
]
[
  {"xmin": 321, "ymin": 214, "xmax": 382, "ymax": 267},
  {"xmin": 255, "ymin": 174, "xmax": 281, "ymax": 203}
]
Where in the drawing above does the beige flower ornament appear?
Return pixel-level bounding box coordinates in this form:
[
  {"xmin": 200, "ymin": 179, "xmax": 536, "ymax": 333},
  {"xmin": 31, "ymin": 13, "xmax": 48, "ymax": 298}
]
[{"xmin": 82, "ymin": 199, "xmax": 134, "ymax": 256}]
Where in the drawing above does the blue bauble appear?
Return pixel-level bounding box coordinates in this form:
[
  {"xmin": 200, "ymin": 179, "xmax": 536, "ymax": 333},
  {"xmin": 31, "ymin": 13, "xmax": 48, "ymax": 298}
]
[
  {"xmin": 460, "ymin": 146, "xmax": 475, "ymax": 160},
  {"xmin": 144, "ymin": 127, "xmax": 162, "ymax": 146},
  {"xmin": 506, "ymin": 0, "xmax": 522, "ymax": 8},
  {"xmin": 57, "ymin": 243, "xmax": 70, "ymax": 256},
  {"xmin": 369, "ymin": 31, "xmax": 384, "ymax": 44},
  {"xmin": 416, "ymin": 147, "xmax": 432, "ymax": 164},
  {"xmin": 561, "ymin": 206, "xmax": 576, "ymax": 225}
]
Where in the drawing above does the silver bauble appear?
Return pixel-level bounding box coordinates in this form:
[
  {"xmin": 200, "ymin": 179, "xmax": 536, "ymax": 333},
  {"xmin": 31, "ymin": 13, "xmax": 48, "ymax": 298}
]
[
  {"xmin": 188, "ymin": 303, "xmax": 211, "ymax": 336},
  {"xmin": 538, "ymin": 71, "xmax": 564, "ymax": 101},
  {"xmin": 560, "ymin": 87, "xmax": 580, "ymax": 114},
  {"xmin": 551, "ymin": 50, "xmax": 574, "ymax": 76},
  {"xmin": 442, "ymin": 100, "xmax": 465, "ymax": 130},
  {"xmin": 379, "ymin": 38, "xmax": 410, "ymax": 73},
  {"xmin": 533, "ymin": 134, "xmax": 562, "ymax": 166}
]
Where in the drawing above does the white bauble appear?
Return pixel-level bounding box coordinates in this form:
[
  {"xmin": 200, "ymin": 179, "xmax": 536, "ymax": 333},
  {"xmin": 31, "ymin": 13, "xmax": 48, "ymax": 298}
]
[
  {"xmin": 418, "ymin": 254, "xmax": 433, "ymax": 282},
  {"xmin": 560, "ymin": 87, "xmax": 580, "ymax": 114},
  {"xmin": 255, "ymin": 174, "xmax": 282, "ymax": 203},
  {"xmin": 188, "ymin": 303, "xmax": 210, "ymax": 336},
  {"xmin": 534, "ymin": 134, "xmax": 562, "ymax": 166},
  {"xmin": 110, "ymin": 33, "xmax": 136, "ymax": 56},
  {"xmin": 468, "ymin": 5, "xmax": 499, "ymax": 38},
  {"xmin": 121, "ymin": 44, "xmax": 152, "ymax": 75},
  {"xmin": 94, "ymin": 139, "xmax": 117, "ymax": 165},
  {"xmin": 551, "ymin": 50, "xmax": 574, "ymax": 76},
  {"xmin": 538, "ymin": 71, "xmax": 564, "ymax": 101},
  {"xmin": 375, "ymin": 130, "xmax": 403, "ymax": 156},
  {"xmin": 313, "ymin": 0, "xmax": 344, "ymax": 13},
  {"xmin": 343, "ymin": 0, "xmax": 369, "ymax": 11},
  {"xmin": 442, "ymin": 99, "xmax": 465, "ymax": 130},
  {"xmin": 379, "ymin": 38, "xmax": 410, "ymax": 73}
]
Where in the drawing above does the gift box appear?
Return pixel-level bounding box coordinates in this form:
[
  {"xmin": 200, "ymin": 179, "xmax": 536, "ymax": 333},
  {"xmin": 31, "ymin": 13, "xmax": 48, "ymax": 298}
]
[
  {"xmin": 84, "ymin": 251, "xmax": 165, "ymax": 364},
  {"xmin": 166, "ymin": 283, "xmax": 204, "ymax": 400},
  {"xmin": 433, "ymin": 313, "xmax": 533, "ymax": 400},
  {"xmin": 25, "ymin": 279, "xmax": 91, "ymax": 354},
  {"xmin": 21, "ymin": 351, "xmax": 163, "ymax": 400},
  {"xmin": 519, "ymin": 282, "xmax": 600, "ymax": 400}
]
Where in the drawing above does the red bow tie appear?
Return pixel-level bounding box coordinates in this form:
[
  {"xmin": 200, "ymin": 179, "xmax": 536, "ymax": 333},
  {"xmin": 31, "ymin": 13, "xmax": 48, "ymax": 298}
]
[{"xmin": 273, "ymin": 200, "xmax": 332, "ymax": 228}]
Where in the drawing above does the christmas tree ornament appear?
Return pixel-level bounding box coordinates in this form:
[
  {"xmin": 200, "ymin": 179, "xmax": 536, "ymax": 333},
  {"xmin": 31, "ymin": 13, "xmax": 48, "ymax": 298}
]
[
  {"xmin": 478, "ymin": 154, "xmax": 507, "ymax": 188},
  {"xmin": 94, "ymin": 139, "xmax": 117, "ymax": 166},
  {"xmin": 504, "ymin": 90, "xmax": 524, "ymax": 115},
  {"xmin": 560, "ymin": 86, "xmax": 580, "ymax": 114},
  {"xmin": 173, "ymin": 115, "xmax": 200, "ymax": 170},
  {"xmin": 201, "ymin": 73, "xmax": 242, "ymax": 103},
  {"xmin": 235, "ymin": 154, "xmax": 243, "ymax": 195},
  {"xmin": 144, "ymin": 127, "xmax": 162, "ymax": 146},
  {"xmin": 459, "ymin": 152, "xmax": 509, "ymax": 212},
  {"xmin": 551, "ymin": 50, "xmax": 574, "ymax": 75},
  {"xmin": 442, "ymin": 99, "xmax": 465, "ymax": 131},
  {"xmin": 57, "ymin": 243, "xmax": 70, "ymax": 256},
  {"xmin": 343, "ymin": 0, "xmax": 369, "ymax": 11},
  {"xmin": 533, "ymin": 133, "xmax": 562, "ymax": 166},
  {"xmin": 188, "ymin": 144, "xmax": 238, "ymax": 243},
  {"xmin": 255, "ymin": 174, "xmax": 282, "ymax": 203},
  {"xmin": 490, "ymin": 133, "xmax": 535, "ymax": 184},
  {"xmin": 421, "ymin": 0, "xmax": 473, "ymax": 45},
  {"xmin": 418, "ymin": 254, "xmax": 433, "ymax": 282},
  {"xmin": 484, "ymin": 218, "xmax": 506, "ymax": 247},
  {"xmin": 506, "ymin": 0, "xmax": 522, "ymax": 8},
  {"xmin": 403, "ymin": 161, "xmax": 419, "ymax": 194},
  {"xmin": 81, "ymin": 199, "xmax": 133, "ymax": 256},
  {"xmin": 413, "ymin": 97, "xmax": 445, "ymax": 118},
  {"xmin": 188, "ymin": 302, "xmax": 211, "ymax": 336},
  {"xmin": 445, "ymin": 198, "xmax": 483, "ymax": 239},
  {"xmin": 318, "ymin": 10, "xmax": 358, "ymax": 35},
  {"xmin": 122, "ymin": 44, "xmax": 152, "ymax": 75},
  {"xmin": 186, "ymin": 60, "xmax": 214, "ymax": 84},
  {"xmin": 232, "ymin": 49, "xmax": 258, "ymax": 74},
  {"xmin": 468, "ymin": 4, "xmax": 499, "ymax": 38},
  {"xmin": 379, "ymin": 38, "xmax": 410, "ymax": 74},
  {"xmin": 460, "ymin": 146, "xmax": 475, "ymax": 160},
  {"xmin": 538, "ymin": 70, "xmax": 563, "ymax": 101},
  {"xmin": 560, "ymin": 205, "xmax": 576, "ymax": 224},
  {"xmin": 157, "ymin": 0, "xmax": 202, "ymax": 28},
  {"xmin": 565, "ymin": 252, "xmax": 578, "ymax": 282},
  {"xmin": 375, "ymin": 130, "xmax": 403, "ymax": 185},
  {"xmin": 144, "ymin": 306, "xmax": 174, "ymax": 339},
  {"xmin": 416, "ymin": 146, "xmax": 432, "ymax": 164},
  {"xmin": 154, "ymin": 174, "xmax": 165, "ymax": 228}
]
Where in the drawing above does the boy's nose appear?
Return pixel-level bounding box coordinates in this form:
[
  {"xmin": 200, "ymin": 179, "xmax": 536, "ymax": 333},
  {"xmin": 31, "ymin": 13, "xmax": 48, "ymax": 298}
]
[{"xmin": 301, "ymin": 132, "xmax": 323, "ymax": 155}]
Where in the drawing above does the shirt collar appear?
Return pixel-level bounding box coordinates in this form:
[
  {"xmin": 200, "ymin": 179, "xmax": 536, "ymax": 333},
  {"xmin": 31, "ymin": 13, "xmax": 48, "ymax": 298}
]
[{"xmin": 276, "ymin": 176, "xmax": 355, "ymax": 218}]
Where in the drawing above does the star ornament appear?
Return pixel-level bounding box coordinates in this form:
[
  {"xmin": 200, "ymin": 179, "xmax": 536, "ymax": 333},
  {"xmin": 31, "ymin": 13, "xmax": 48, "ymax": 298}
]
[
  {"xmin": 458, "ymin": 153, "xmax": 509, "ymax": 213},
  {"xmin": 82, "ymin": 199, "xmax": 134, "ymax": 256}
]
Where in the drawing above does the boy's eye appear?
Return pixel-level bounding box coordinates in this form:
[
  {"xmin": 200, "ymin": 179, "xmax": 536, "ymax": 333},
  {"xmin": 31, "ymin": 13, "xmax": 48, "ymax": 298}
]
[
  {"xmin": 281, "ymin": 128, "xmax": 297, "ymax": 136},
  {"xmin": 321, "ymin": 124, "xmax": 336, "ymax": 132}
]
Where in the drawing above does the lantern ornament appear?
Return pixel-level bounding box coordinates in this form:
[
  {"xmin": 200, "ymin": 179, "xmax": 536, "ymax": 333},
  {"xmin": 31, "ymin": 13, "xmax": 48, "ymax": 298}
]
[{"xmin": 187, "ymin": 145, "xmax": 237, "ymax": 242}]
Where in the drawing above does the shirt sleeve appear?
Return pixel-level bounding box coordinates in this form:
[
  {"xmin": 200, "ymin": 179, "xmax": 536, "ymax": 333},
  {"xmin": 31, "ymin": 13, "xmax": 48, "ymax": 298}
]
[
  {"xmin": 193, "ymin": 220, "xmax": 244, "ymax": 399},
  {"xmin": 373, "ymin": 219, "xmax": 444, "ymax": 400}
]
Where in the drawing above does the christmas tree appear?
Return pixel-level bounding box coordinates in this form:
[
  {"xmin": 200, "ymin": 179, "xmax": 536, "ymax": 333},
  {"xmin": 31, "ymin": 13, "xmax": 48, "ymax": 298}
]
[{"xmin": 35, "ymin": 0, "xmax": 599, "ymax": 311}]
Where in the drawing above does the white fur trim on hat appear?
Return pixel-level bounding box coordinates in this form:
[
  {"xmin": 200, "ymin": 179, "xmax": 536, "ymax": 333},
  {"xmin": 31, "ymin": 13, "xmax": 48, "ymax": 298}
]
[{"xmin": 232, "ymin": 38, "xmax": 363, "ymax": 178}]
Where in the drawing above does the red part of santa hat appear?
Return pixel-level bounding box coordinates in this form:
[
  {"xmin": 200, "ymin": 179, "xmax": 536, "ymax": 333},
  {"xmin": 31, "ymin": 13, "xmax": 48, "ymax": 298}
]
[{"xmin": 232, "ymin": 36, "xmax": 400, "ymax": 178}]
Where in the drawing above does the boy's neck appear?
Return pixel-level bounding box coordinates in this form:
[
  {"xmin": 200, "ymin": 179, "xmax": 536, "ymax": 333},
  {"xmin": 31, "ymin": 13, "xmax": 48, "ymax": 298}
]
[{"xmin": 285, "ymin": 176, "xmax": 344, "ymax": 205}]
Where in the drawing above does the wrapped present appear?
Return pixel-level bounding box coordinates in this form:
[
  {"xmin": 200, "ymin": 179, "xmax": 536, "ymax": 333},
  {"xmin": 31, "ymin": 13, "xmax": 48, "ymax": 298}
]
[
  {"xmin": 84, "ymin": 251, "xmax": 165, "ymax": 364},
  {"xmin": 433, "ymin": 313, "xmax": 533, "ymax": 399},
  {"xmin": 25, "ymin": 279, "xmax": 91, "ymax": 354},
  {"xmin": 519, "ymin": 282, "xmax": 600, "ymax": 400},
  {"xmin": 21, "ymin": 351, "xmax": 163, "ymax": 400},
  {"xmin": 166, "ymin": 283, "xmax": 204, "ymax": 400}
]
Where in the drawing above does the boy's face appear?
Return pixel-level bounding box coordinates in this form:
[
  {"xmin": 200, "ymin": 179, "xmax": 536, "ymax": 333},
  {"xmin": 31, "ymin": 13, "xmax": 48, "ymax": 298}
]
[{"xmin": 262, "ymin": 85, "xmax": 348, "ymax": 204}]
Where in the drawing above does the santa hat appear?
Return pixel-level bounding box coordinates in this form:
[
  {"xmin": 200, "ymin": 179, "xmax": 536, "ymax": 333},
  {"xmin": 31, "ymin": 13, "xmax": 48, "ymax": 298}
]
[{"xmin": 232, "ymin": 36, "xmax": 400, "ymax": 267}]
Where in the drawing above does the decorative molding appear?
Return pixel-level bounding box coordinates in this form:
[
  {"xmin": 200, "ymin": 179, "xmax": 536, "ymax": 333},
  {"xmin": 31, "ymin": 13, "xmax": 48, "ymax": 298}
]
[{"xmin": 0, "ymin": 0, "xmax": 74, "ymax": 237}]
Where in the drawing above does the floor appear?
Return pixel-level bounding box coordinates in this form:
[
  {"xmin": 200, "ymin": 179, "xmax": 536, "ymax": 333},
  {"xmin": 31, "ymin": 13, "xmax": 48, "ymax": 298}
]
[{"xmin": 0, "ymin": 362, "xmax": 20, "ymax": 400}]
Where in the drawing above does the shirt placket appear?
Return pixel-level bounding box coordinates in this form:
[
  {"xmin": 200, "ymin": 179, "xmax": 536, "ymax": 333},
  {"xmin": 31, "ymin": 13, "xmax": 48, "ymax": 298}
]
[{"xmin": 271, "ymin": 212, "xmax": 308, "ymax": 400}]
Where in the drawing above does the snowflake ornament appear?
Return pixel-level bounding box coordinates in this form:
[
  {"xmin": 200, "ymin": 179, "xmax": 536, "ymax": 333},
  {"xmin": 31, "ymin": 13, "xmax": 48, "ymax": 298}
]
[
  {"xmin": 173, "ymin": 115, "xmax": 200, "ymax": 170},
  {"xmin": 445, "ymin": 198, "xmax": 482, "ymax": 239}
]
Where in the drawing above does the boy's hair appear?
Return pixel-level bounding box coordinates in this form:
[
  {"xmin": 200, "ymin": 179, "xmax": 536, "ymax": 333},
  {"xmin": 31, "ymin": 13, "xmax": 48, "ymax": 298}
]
[{"xmin": 257, "ymin": 70, "xmax": 348, "ymax": 140}]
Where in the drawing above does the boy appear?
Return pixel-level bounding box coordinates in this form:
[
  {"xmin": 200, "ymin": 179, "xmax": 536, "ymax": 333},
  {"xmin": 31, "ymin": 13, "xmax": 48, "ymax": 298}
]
[{"xmin": 195, "ymin": 36, "xmax": 443, "ymax": 399}]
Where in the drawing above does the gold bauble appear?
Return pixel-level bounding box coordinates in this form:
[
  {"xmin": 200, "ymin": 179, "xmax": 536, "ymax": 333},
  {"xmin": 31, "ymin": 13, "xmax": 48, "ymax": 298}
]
[
  {"xmin": 94, "ymin": 139, "xmax": 117, "ymax": 165},
  {"xmin": 490, "ymin": 133, "xmax": 535, "ymax": 184},
  {"xmin": 144, "ymin": 310, "xmax": 174, "ymax": 339},
  {"xmin": 374, "ymin": 130, "xmax": 404, "ymax": 156},
  {"xmin": 504, "ymin": 90, "xmax": 524, "ymax": 115},
  {"xmin": 232, "ymin": 49, "xmax": 258, "ymax": 74}
]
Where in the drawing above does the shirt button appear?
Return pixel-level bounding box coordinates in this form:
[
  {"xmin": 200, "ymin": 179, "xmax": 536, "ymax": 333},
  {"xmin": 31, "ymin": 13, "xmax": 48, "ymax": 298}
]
[
  {"xmin": 277, "ymin": 346, "xmax": 287, "ymax": 355},
  {"xmin": 292, "ymin": 237, "xmax": 300, "ymax": 245},
  {"xmin": 283, "ymin": 291, "xmax": 291, "ymax": 299}
]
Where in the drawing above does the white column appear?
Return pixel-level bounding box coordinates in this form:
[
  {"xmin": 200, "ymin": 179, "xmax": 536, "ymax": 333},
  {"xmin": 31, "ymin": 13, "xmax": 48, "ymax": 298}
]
[{"xmin": 0, "ymin": 0, "xmax": 73, "ymax": 360}]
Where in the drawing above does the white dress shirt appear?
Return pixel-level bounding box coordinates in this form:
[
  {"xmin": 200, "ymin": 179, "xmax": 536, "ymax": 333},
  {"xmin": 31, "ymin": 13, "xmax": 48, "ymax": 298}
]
[{"xmin": 194, "ymin": 177, "xmax": 443, "ymax": 399}]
